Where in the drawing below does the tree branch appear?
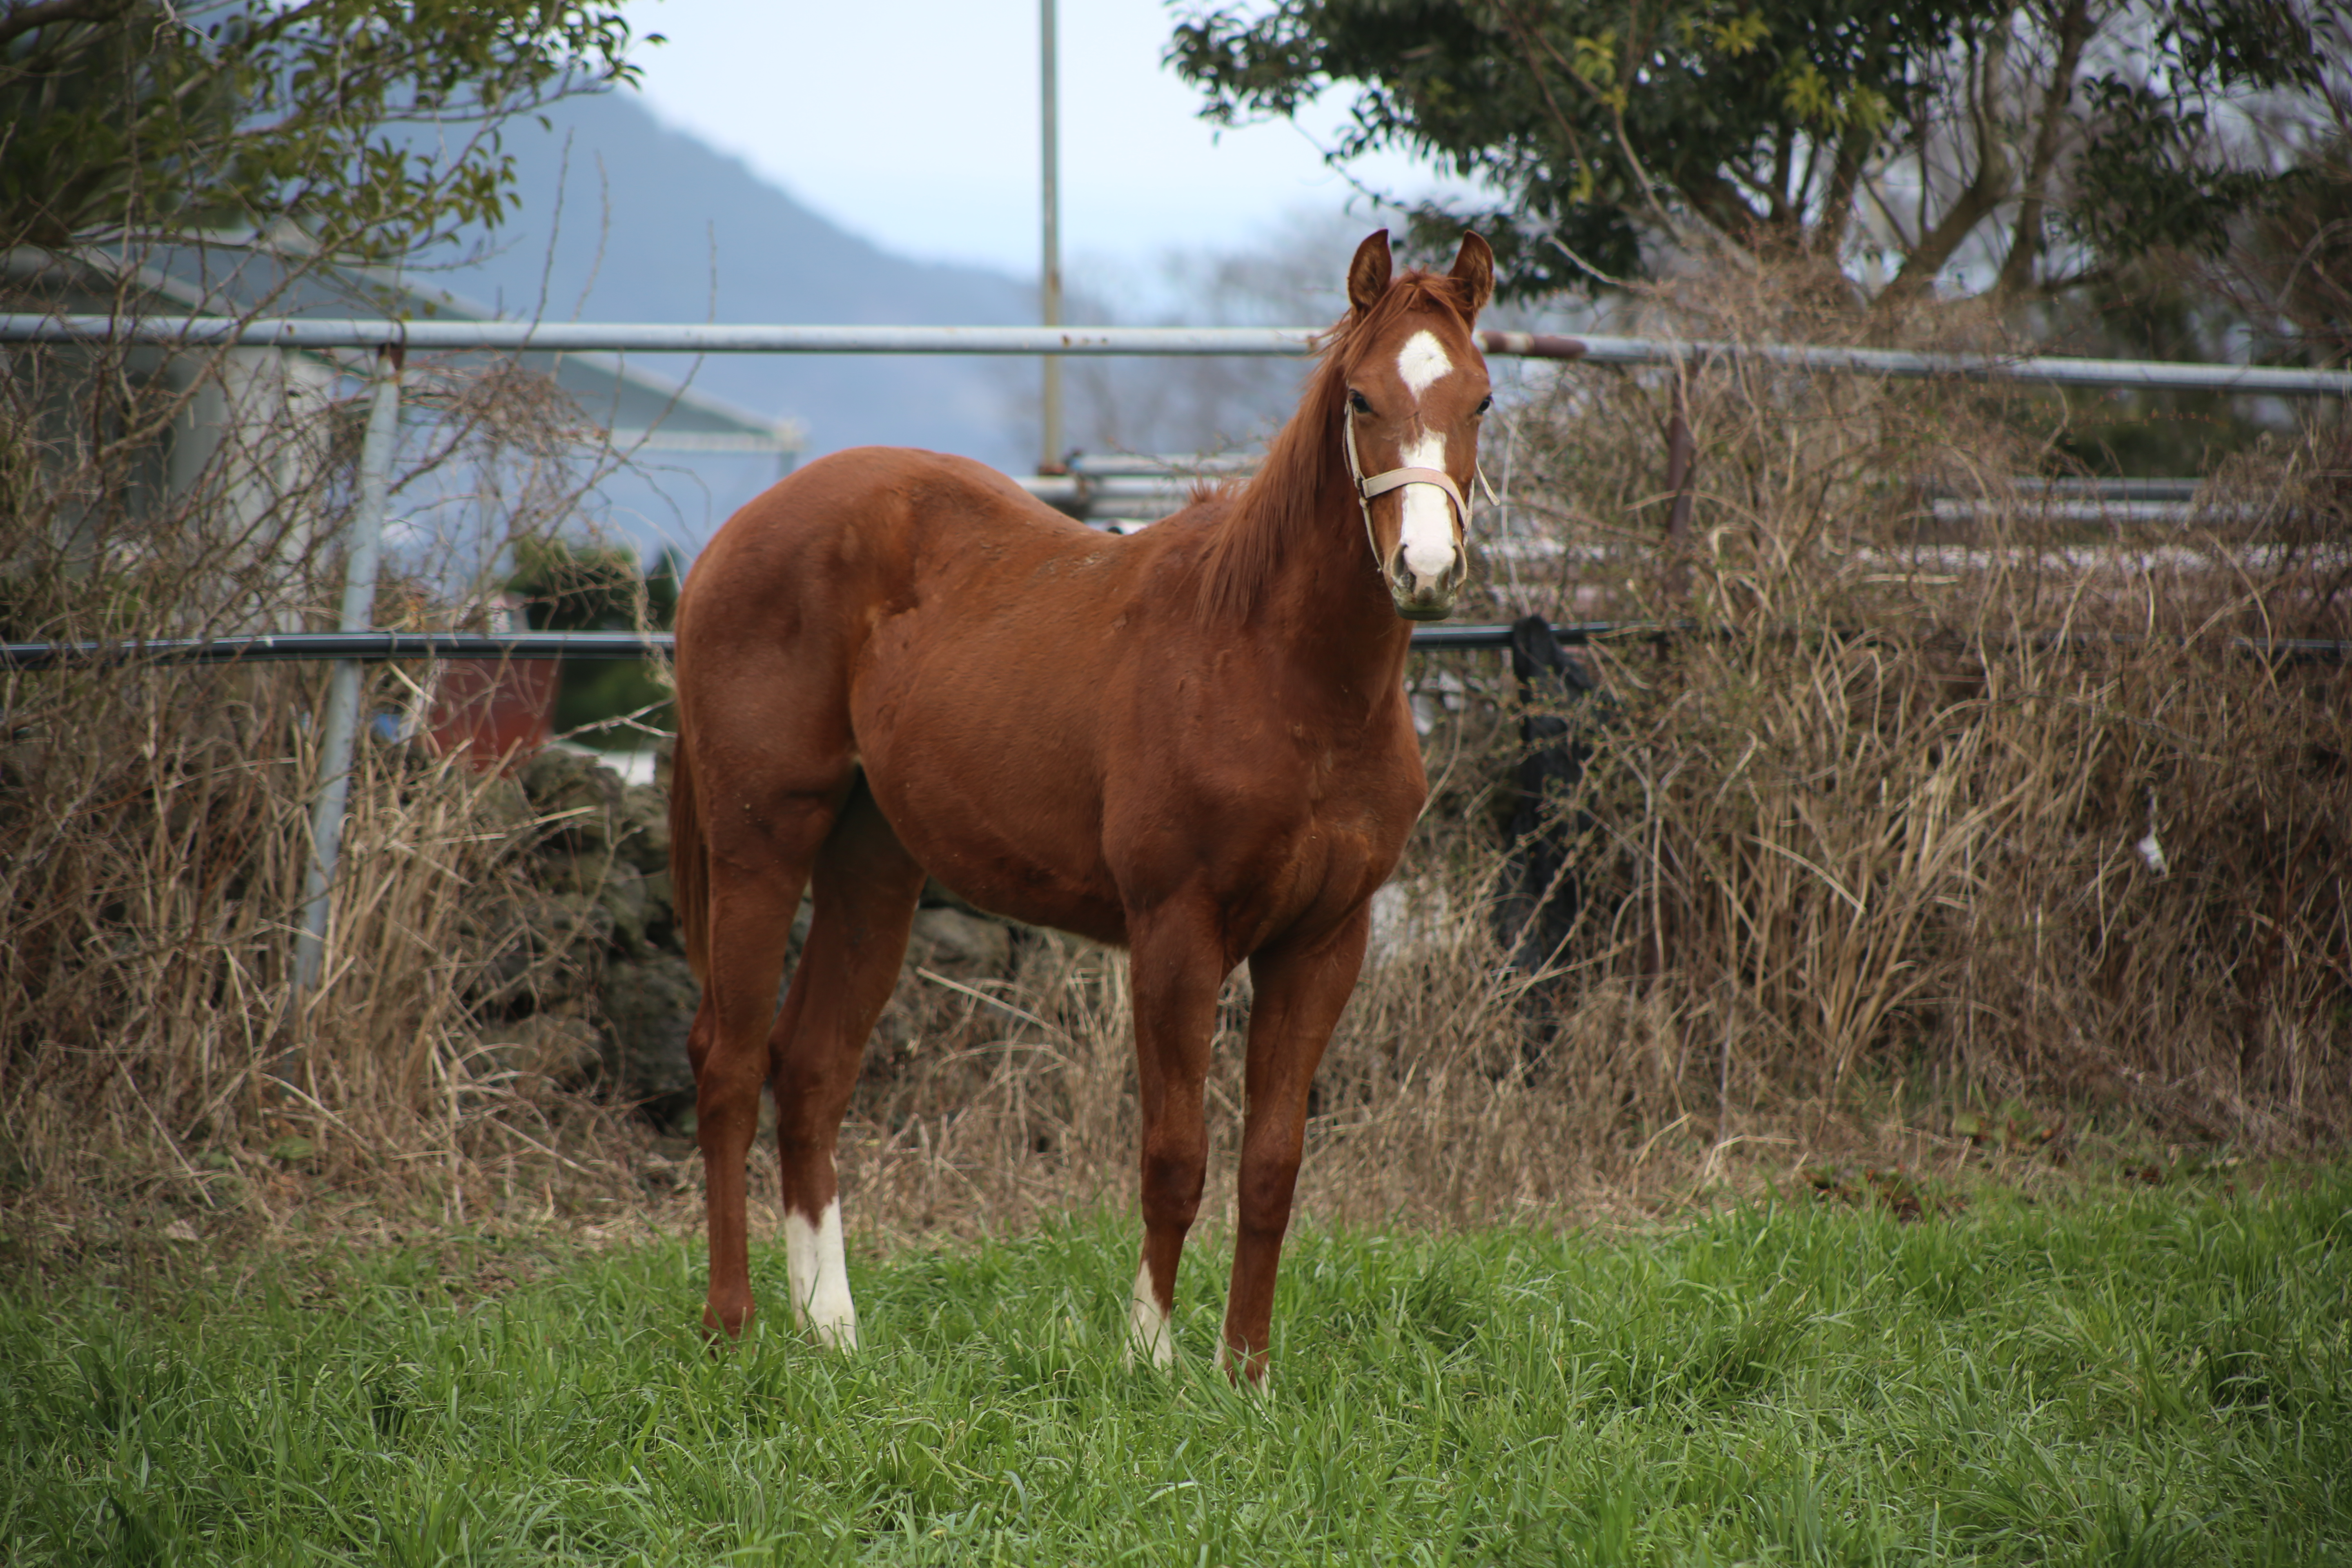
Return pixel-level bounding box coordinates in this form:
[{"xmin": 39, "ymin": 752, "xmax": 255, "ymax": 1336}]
[
  {"xmin": 1816, "ymin": 130, "xmax": 1866, "ymax": 259},
  {"xmin": 1492, "ymin": 0, "xmax": 1744, "ymax": 265},
  {"xmin": 0, "ymin": 0, "xmax": 131, "ymax": 53},
  {"xmin": 1677, "ymin": 167, "xmax": 1771, "ymax": 243},
  {"xmin": 1992, "ymin": 0, "xmax": 2095, "ymax": 303},
  {"xmin": 1768, "ymin": 119, "xmax": 1796, "ymax": 231},
  {"xmin": 1858, "ymin": 170, "xmax": 1918, "ymax": 254},
  {"xmin": 1882, "ymin": 26, "xmax": 2016, "ymax": 303}
]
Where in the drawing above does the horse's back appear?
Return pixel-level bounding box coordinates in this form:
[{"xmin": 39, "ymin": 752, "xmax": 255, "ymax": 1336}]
[
  {"xmin": 695, "ymin": 446, "xmax": 1089, "ymax": 590},
  {"xmin": 681, "ymin": 443, "xmax": 1187, "ymax": 675},
  {"xmin": 674, "ymin": 446, "xmax": 1194, "ymax": 940},
  {"xmin": 677, "ymin": 446, "xmax": 1078, "ymax": 710}
]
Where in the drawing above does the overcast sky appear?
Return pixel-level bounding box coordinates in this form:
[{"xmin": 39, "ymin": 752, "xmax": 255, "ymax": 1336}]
[{"xmin": 621, "ymin": 0, "xmax": 1474, "ymax": 283}]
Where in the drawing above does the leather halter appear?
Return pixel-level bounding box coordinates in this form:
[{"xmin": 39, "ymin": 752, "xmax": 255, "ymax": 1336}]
[{"xmin": 1341, "ymin": 404, "xmax": 1498, "ymax": 576}]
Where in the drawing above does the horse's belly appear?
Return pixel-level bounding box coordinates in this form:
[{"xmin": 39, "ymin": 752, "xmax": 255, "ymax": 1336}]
[
  {"xmin": 931, "ymin": 864, "xmax": 1128, "ymax": 947},
  {"xmin": 853, "ymin": 703, "xmax": 1127, "ymax": 947},
  {"xmin": 886, "ymin": 800, "xmax": 1129, "ymax": 946}
]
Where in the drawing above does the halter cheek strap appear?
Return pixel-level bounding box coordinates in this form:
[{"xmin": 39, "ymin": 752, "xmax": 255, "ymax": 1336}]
[{"xmin": 1342, "ymin": 409, "xmax": 1500, "ymax": 574}]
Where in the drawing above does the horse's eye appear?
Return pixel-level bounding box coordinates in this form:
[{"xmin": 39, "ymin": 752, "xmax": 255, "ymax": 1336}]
[
  {"xmin": 1474, "ymin": 395, "xmax": 1493, "ymax": 416},
  {"xmin": 1348, "ymin": 390, "xmax": 1373, "ymax": 415}
]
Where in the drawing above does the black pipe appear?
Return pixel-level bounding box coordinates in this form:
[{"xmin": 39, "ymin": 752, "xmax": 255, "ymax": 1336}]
[{"xmin": 3, "ymin": 621, "xmax": 2342, "ymax": 671}]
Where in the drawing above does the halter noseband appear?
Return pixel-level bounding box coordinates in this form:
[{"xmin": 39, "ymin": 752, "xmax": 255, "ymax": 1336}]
[{"xmin": 1341, "ymin": 405, "xmax": 1499, "ymax": 576}]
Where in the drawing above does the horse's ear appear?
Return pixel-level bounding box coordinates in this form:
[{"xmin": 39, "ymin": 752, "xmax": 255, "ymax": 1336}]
[
  {"xmin": 1450, "ymin": 232, "xmax": 1495, "ymax": 318},
  {"xmin": 1347, "ymin": 230, "xmax": 1392, "ymax": 314}
]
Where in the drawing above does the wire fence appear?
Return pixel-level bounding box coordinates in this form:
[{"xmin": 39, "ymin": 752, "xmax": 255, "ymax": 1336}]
[{"xmin": 7, "ymin": 310, "xmax": 2345, "ymax": 990}]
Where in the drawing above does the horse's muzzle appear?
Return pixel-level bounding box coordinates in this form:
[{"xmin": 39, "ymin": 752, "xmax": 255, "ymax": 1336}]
[{"xmin": 1387, "ymin": 548, "xmax": 1463, "ymax": 621}]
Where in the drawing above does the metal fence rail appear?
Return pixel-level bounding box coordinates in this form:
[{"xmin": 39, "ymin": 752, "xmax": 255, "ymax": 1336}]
[
  {"xmin": 1559, "ymin": 334, "xmax": 2352, "ymax": 396},
  {"xmin": 0, "ymin": 624, "xmax": 1628, "ymax": 670},
  {"xmin": 8, "ymin": 314, "xmax": 2351, "ymax": 395},
  {"xmin": 10, "ymin": 622, "xmax": 2343, "ymax": 671},
  {"xmin": 10, "ymin": 307, "xmax": 2345, "ymax": 996}
]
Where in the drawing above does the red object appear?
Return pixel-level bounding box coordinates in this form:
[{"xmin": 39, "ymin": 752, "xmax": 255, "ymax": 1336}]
[{"xmin": 425, "ymin": 595, "xmax": 557, "ymax": 770}]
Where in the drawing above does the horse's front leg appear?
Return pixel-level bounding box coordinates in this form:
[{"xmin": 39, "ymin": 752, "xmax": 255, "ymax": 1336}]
[
  {"xmin": 1124, "ymin": 910, "xmax": 1228, "ymax": 1367},
  {"xmin": 1223, "ymin": 904, "xmax": 1371, "ymax": 1381}
]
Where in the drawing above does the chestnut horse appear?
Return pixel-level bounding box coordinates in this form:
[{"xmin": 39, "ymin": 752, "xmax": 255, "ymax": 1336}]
[{"xmin": 668, "ymin": 229, "xmax": 1494, "ymax": 1377}]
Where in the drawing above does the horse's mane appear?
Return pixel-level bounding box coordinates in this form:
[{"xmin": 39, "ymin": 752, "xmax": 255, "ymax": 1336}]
[{"xmin": 1196, "ymin": 268, "xmax": 1481, "ymax": 623}]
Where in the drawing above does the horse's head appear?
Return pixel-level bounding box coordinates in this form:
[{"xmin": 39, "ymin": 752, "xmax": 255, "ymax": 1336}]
[{"xmin": 1337, "ymin": 229, "xmax": 1495, "ymax": 621}]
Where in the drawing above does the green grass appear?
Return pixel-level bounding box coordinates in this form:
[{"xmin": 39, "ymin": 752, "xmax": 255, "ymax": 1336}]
[{"xmin": 4, "ymin": 1172, "xmax": 2348, "ymax": 1564}]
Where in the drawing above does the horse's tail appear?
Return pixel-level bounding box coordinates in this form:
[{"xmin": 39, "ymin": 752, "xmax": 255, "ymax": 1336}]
[{"xmin": 668, "ymin": 726, "xmax": 709, "ymax": 984}]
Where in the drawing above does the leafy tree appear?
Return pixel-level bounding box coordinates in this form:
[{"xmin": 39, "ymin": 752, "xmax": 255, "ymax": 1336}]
[
  {"xmin": 0, "ymin": 0, "xmax": 646, "ymax": 258},
  {"xmin": 1168, "ymin": 0, "xmax": 2331, "ymax": 307},
  {"xmin": 2211, "ymin": 133, "xmax": 2352, "ymax": 365}
]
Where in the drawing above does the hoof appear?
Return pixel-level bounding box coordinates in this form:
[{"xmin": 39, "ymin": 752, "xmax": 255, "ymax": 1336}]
[
  {"xmin": 701, "ymin": 1299, "xmax": 754, "ymax": 1347},
  {"xmin": 1219, "ymin": 1342, "xmax": 1272, "ymax": 1388}
]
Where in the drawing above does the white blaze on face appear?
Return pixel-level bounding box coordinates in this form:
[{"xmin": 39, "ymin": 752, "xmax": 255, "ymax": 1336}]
[
  {"xmin": 1396, "ymin": 329, "xmax": 1453, "ymax": 397},
  {"xmin": 785, "ymin": 1197, "xmax": 858, "ymax": 1350},
  {"xmin": 1394, "ymin": 331, "xmax": 1461, "ymax": 588},
  {"xmin": 1397, "ymin": 429, "xmax": 1457, "ymax": 584},
  {"xmin": 1126, "ymin": 1260, "xmax": 1174, "ymax": 1368}
]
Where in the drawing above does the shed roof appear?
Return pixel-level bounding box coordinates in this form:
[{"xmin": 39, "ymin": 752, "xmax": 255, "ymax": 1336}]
[{"xmin": 4, "ymin": 233, "xmax": 803, "ymax": 459}]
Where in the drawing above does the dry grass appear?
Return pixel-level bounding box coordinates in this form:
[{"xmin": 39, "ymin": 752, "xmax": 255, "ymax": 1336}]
[
  {"xmin": 0, "ymin": 305, "xmax": 650, "ymax": 1234},
  {"xmin": 786, "ymin": 263, "xmax": 2352, "ymax": 1245},
  {"xmin": 4, "ymin": 257, "xmax": 2346, "ymax": 1259},
  {"xmin": 1477, "ymin": 260, "xmax": 2350, "ymax": 1156}
]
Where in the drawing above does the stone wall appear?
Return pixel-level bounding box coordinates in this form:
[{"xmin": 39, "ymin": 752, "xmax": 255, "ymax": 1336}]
[{"xmin": 469, "ymin": 747, "xmax": 1022, "ymax": 1126}]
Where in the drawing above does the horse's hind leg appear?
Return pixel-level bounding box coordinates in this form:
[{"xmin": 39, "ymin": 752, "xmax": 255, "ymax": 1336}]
[
  {"xmin": 767, "ymin": 777, "xmax": 924, "ymax": 1349},
  {"xmin": 691, "ymin": 800, "xmax": 834, "ymax": 1343},
  {"xmin": 692, "ymin": 889, "xmax": 808, "ymax": 1341}
]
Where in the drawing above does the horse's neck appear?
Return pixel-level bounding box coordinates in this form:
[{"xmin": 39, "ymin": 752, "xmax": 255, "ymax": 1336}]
[{"xmin": 1254, "ymin": 482, "xmax": 1415, "ymax": 698}]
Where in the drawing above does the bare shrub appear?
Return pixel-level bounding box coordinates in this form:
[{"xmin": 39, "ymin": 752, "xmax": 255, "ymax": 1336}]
[
  {"xmin": 9, "ymin": 248, "xmax": 2344, "ymax": 1251},
  {"xmin": 811, "ymin": 261, "xmax": 2350, "ymax": 1242},
  {"xmin": 1474, "ymin": 261, "xmax": 2352, "ymax": 1156},
  {"xmin": 0, "ymin": 276, "xmax": 652, "ymax": 1223}
]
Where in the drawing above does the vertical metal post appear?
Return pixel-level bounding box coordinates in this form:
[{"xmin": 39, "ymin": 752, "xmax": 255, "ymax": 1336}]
[
  {"xmin": 1660, "ymin": 369, "xmax": 1695, "ymax": 604},
  {"xmin": 1663, "ymin": 372, "xmax": 1696, "ymax": 543},
  {"xmin": 1038, "ymin": 0, "xmax": 1064, "ymax": 473},
  {"xmin": 294, "ymin": 345, "xmax": 402, "ymax": 993}
]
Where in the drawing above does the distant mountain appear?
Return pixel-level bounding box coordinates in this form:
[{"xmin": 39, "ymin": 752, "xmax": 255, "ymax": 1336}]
[{"xmin": 422, "ymin": 89, "xmax": 1039, "ymax": 483}]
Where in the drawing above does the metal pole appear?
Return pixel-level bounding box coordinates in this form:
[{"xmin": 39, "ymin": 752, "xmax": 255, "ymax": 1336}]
[
  {"xmin": 8, "ymin": 621, "xmax": 2345, "ymax": 667},
  {"xmin": 1039, "ymin": 0, "xmax": 1064, "ymax": 472},
  {"xmin": 12, "ymin": 315, "xmax": 2346, "ymax": 396},
  {"xmin": 1663, "ymin": 374, "xmax": 1696, "ymax": 543},
  {"xmin": 1661, "ymin": 372, "xmax": 1696, "ymax": 603},
  {"xmin": 294, "ymin": 346, "xmax": 402, "ymax": 993}
]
